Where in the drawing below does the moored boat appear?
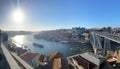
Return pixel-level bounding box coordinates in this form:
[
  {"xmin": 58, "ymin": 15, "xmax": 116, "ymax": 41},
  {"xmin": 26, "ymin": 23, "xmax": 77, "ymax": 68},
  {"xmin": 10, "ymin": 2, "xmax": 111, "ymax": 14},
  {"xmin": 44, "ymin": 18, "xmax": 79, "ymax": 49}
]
[
  {"xmin": 33, "ymin": 43, "xmax": 44, "ymax": 48},
  {"xmin": 70, "ymin": 47, "xmax": 80, "ymax": 51}
]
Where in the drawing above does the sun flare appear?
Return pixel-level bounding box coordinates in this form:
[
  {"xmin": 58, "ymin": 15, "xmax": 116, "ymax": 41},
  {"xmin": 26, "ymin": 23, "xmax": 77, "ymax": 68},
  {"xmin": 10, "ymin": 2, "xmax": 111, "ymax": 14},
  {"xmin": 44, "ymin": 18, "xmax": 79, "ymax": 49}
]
[{"xmin": 12, "ymin": 9, "xmax": 25, "ymax": 24}]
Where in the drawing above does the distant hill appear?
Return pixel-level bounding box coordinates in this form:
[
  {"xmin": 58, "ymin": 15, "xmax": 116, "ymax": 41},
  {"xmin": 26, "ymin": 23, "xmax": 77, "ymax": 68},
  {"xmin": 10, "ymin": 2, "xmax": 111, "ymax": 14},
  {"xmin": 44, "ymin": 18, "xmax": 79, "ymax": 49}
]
[{"xmin": 4, "ymin": 31, "xmax": 33, "ymax": 37}]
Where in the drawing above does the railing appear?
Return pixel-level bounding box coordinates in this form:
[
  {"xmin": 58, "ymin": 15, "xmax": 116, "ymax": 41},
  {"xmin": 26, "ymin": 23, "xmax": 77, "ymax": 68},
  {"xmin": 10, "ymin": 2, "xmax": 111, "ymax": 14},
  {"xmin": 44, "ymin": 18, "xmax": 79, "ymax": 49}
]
[
  {"xmin": 1, "ymin": 43, "xmax": 21, "ymax": 69},
  {"xmin": 11, "ymin": 52, "xmax": 33, "ymax": 69},
  {"xmin": 93, "ymin": 31, "xmax": 120, "ymax": 44},
  {"xmin": 1, "ymin": 43, "xmax": 34, "ymax": 69}
]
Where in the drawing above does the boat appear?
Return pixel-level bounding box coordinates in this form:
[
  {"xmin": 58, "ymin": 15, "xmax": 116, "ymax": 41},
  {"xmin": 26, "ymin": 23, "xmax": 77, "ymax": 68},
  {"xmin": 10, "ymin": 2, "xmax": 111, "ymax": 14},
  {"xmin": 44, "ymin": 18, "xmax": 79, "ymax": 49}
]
[
  {"xmin": 60, "ymin": 41, "xmax": 69, "ymax": 44},
  {"xmin": 33, "ymin": 43, "xmax": 44, "ymax": 48},
  {"xmin": 70, "ymin": 47, "xmax": 80, "ymax": 51},
  {"xmin": 78, "ymin": 41, "xmax": 86, "ymax": 44}
]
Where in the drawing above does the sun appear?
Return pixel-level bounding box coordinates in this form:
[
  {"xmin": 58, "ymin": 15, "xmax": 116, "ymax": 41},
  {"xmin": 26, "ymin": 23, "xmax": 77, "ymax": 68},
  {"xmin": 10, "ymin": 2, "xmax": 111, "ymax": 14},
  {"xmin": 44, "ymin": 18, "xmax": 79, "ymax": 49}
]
[{"xmin": 12, "ymin": 9, "xmax": 25, "ymax": 24}]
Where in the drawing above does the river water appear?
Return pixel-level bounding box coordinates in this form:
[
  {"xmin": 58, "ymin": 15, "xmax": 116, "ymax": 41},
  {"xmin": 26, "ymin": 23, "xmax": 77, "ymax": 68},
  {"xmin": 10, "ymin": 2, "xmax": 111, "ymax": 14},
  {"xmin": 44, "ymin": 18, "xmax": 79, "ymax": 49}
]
[{"xmin": 12, "ymin": 34, "xmax": 92, "ymax": 57}]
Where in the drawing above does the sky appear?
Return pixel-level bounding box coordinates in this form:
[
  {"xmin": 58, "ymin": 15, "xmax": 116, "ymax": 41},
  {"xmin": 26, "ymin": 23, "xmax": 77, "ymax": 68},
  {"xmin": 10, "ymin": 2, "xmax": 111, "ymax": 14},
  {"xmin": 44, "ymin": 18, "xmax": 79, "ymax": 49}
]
[{"xmin": 0, "ymin": 0, "xmax": 120, "ymax": 31}]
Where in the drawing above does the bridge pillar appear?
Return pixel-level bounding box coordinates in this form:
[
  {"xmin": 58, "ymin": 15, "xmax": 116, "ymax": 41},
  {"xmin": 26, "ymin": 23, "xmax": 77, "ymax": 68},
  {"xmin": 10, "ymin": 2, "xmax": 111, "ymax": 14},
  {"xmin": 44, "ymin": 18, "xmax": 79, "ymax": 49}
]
[
  {"xmin": 103, "ymin": 38, "xmax": 111, "ymax": 55},
  {"xmin": 90, "ymin": 32, "xmax": 102, "ymax": 54}
]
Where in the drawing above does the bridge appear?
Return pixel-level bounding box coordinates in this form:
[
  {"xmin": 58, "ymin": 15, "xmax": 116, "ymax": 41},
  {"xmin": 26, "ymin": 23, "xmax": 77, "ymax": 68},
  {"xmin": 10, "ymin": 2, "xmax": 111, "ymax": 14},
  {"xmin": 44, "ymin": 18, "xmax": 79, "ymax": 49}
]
[{"xmin": 90, "ymin": 31, "xmax": 120, "ymax": 54}]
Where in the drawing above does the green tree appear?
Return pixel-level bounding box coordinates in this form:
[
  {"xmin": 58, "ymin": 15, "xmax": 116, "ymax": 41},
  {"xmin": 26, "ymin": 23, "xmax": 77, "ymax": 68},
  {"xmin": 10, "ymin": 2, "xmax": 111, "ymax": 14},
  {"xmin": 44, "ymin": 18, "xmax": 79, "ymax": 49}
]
[{"xmin": 82, "ymin": 48, "xmax": 89, "ymax": 53}]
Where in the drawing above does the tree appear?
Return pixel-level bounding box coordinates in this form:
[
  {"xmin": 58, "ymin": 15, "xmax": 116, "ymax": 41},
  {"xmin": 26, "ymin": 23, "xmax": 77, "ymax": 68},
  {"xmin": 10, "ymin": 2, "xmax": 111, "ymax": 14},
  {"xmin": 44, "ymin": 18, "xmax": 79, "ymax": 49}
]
[{"xmin": 82, "ymin": 48, "xmax": 89, "ymax": 53}]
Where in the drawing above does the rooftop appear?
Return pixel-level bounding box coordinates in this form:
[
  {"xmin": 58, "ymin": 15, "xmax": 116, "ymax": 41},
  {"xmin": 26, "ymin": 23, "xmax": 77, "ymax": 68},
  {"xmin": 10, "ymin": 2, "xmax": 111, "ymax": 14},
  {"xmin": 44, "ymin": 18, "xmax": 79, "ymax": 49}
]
[
  {"xmin": 80, "ymin": 52, "xmax": 105, "ymax": 66},
  {"xmin": 52, "ymin": 58, "xmax": 61, "ymax": 69},
  {"xmin": 67, "ymin": 52, "xmax": 106, "ymax": 69},
  {"xmin": 20, "ymin": 52, "xmax": 39, "ymax": 63}
]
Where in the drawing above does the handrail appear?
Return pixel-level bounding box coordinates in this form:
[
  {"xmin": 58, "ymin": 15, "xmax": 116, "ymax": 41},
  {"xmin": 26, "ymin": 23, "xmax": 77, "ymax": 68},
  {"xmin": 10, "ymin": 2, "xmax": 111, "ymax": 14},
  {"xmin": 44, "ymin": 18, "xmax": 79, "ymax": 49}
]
[
  {"xmin": 1, "ymin": 43, "xmax": 21, "ymax": 69},
  {"xmin": 11, "ymin": 52, "xmax": 34, "ymax": 69},
  {"xmin": 93, "ymin": 32, "xmax": 120, "ymax": 44}
]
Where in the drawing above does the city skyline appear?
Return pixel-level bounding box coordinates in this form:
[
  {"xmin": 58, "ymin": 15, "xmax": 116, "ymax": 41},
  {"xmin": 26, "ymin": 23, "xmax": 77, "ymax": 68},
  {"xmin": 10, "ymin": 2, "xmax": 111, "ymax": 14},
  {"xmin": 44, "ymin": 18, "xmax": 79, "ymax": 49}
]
[{"xmin": 1, "ymin": 0, "xmax": 120, "ymax": 31}]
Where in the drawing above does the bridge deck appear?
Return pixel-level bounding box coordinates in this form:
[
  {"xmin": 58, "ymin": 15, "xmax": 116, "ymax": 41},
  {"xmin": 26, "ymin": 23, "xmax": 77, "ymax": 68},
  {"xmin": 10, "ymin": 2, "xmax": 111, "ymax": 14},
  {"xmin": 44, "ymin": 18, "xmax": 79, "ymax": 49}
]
[{"xmin": 94, "ymin": 32, "xmax": 120, "ymax": 44}]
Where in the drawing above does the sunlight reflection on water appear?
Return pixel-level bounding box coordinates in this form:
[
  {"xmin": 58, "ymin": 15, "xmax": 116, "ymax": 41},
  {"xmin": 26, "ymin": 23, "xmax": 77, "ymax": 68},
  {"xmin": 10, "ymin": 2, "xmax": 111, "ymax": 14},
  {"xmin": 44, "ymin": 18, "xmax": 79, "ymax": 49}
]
[{"xmin": 12, "ymin": 35, "xmax": 24, "ymax": 47}]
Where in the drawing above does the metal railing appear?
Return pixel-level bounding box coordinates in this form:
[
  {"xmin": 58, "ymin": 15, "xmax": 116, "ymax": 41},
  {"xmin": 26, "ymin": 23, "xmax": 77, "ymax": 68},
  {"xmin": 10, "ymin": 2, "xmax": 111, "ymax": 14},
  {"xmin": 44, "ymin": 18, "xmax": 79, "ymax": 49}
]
[{"xmin": 94, "ymin": 31, "xmax": 120, "ymax": 44}]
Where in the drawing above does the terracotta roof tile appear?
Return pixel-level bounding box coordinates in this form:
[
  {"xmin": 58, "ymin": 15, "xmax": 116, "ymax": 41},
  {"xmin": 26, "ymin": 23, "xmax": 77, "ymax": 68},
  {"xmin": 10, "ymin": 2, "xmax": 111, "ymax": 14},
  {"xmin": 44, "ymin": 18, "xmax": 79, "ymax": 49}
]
[{"xmin": 20, "ymin": 52, "xmax": 38, "ymax": 63}]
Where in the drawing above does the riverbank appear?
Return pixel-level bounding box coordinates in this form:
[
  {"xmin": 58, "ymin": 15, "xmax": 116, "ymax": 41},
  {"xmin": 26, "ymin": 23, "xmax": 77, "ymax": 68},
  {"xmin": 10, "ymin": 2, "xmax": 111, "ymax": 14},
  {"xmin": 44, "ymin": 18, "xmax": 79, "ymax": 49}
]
[{"xmin": 10, "ymin": 35, "xmax": 93, "ymax": 57}]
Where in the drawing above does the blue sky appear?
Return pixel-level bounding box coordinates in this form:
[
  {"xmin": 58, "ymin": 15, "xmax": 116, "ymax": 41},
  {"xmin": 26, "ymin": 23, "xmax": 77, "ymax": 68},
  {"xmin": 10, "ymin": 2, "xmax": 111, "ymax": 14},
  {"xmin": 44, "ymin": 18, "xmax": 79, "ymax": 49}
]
[{"xmin": 0, "ymin": 0, "xmax": 120, "ymax": 31}]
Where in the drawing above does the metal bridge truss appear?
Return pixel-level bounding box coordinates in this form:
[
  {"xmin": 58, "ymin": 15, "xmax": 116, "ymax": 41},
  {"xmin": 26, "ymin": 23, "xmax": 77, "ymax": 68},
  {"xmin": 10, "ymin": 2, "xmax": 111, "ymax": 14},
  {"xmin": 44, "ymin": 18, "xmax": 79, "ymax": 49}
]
[
  {"xmin": 90, "ymin": 32, "xmax": 111, "ymax": 54},
  {"xmin": 90, "ymin": 32, "xmax": 102, "ymax": 53},
  {"xmin": 103, "ymin": 39, "xmax": 111, "ymax": 55}
]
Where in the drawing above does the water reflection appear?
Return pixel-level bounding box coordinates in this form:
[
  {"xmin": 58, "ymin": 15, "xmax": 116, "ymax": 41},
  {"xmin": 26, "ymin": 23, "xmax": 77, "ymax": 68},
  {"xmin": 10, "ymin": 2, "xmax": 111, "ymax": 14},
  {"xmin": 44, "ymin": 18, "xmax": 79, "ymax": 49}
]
[
  {"xmin": 12, "ymin": 35, "xmax": 91, "ymax": 57},
  {"xmin": 12, "ymin": 35, "xmax": 25, "ymax": 47}
]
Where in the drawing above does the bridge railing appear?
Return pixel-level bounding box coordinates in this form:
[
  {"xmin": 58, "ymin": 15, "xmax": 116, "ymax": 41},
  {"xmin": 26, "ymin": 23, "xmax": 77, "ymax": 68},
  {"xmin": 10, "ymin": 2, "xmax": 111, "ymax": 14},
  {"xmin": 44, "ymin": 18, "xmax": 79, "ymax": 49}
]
[{"xmin": 94, "ymin": 31, "xmax": 120, "ymax": 43}]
